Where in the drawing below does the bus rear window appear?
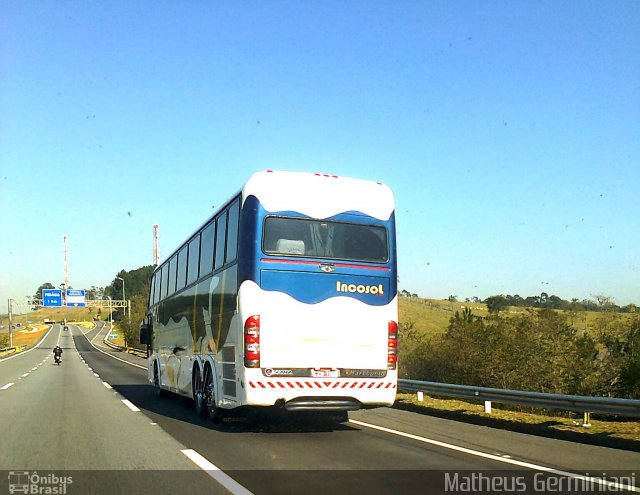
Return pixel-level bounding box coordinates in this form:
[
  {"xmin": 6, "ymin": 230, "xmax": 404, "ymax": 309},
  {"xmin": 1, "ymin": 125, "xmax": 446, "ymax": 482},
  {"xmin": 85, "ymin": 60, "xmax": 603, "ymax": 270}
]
[{"xmin": 263, "ymin": 217, "xmax": 389, "ymax": 263}]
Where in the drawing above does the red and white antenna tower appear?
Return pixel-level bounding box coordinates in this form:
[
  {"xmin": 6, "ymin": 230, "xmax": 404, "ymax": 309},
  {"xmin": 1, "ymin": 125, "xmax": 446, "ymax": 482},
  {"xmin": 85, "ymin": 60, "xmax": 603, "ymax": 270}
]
[
  {"xmin": 153, "ymin": 224, "xmax": 160, "ymax": 265},
  {"xmin": 63, "ymin": 234, "xmax": 69, "ymax": 288}
]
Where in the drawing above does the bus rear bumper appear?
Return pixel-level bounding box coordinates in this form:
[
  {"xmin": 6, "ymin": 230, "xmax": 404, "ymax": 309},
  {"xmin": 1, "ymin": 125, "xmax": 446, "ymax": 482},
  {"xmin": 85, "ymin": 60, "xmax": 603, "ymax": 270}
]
[{"xmin": 283, "ymin": 396, "xmax": 362, "ymax": 412}]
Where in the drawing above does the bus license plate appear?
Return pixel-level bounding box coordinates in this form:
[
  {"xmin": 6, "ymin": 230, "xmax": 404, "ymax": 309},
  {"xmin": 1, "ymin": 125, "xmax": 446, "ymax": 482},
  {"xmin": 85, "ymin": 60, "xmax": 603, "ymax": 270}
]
[{"xmin": 311, "ymin": 368, "xmax": 339, "ymax": 378}]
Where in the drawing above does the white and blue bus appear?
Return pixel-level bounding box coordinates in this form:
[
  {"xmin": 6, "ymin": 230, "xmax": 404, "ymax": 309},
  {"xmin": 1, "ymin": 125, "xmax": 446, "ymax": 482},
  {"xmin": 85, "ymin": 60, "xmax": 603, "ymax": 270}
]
[{"xmin": 140, "ymin": 170, "xmax": 398, "ymax": 421}]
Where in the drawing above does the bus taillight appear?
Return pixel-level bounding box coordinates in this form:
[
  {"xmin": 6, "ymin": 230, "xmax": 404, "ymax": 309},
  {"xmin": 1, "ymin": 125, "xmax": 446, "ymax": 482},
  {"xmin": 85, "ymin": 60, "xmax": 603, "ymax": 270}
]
[
  {"xmin": 244, "ymin": 315, "xmax": 260, "ymax": 368},
  {"xmin": 388, "ymin": 320, "xmax": 398, "ymax": 370}
]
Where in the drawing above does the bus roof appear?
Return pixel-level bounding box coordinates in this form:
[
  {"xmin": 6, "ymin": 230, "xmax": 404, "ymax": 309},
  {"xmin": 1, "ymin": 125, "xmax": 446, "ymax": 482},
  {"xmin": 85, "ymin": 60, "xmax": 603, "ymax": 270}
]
[{"xmin": 242, "ymin": 170, "xmax": 395, "ymax": 221}]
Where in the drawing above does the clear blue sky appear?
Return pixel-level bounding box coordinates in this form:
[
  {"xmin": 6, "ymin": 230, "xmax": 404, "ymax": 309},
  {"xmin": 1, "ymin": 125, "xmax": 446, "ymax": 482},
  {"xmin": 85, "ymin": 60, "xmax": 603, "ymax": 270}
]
[{"xmin": 2, "ymin": 1, "xmax": 639, "ymax": 312}]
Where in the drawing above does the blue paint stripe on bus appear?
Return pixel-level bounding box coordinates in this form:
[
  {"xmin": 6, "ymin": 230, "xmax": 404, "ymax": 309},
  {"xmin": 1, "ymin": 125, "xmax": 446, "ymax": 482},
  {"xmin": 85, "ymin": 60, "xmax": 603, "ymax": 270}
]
[{"xmin": 239, "ymin": 195, "xmax": 397, "ymax": 304}]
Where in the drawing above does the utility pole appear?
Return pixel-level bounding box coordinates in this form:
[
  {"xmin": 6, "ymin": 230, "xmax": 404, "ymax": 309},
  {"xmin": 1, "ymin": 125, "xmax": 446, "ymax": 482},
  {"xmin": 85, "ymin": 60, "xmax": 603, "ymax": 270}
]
[
  {"xmin": 7, "ymin": 299, "xmax": 13, "ymax": 348},
  {"xmin": 63, "ymin": 234, "xmax": 69, "ymax": 291}
]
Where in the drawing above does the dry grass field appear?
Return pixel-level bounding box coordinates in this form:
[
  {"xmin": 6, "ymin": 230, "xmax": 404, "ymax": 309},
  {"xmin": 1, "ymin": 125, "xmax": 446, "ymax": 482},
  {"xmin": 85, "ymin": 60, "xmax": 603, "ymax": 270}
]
[
  {"xmin": 398, "ymin": 296, "xmax": 635, "ymax": 337},
  {"xmin": 8, "ymin": 324, "xmax": 49, "ymax": 348}
]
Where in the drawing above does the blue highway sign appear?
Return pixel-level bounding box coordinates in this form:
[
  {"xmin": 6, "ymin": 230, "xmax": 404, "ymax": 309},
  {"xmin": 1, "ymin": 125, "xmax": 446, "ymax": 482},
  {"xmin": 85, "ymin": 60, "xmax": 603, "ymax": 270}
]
[
  {"xmin": 42, "ymin": 289, "xmax": 63, "ymax": 307},
  {"xmin": 66, "ymin": 289, "xmax": 86, "ymax": 307}
]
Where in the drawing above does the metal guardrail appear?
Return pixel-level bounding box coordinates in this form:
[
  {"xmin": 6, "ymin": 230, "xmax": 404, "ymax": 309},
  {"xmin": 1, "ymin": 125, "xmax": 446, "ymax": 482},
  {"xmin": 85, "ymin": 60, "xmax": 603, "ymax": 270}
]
[
  {"xmin": 126, "ymin": 347, "xmax": 148, "ymax": 358},
  {"xmin": 101, "ymin": 336, "xmax": 147, "ymax": 358},
  {"xmin": 398, "ymin": 379, "xmax": 640, "ymax": 417},
  {"xmin": 102, "ymin": 339, "xmax": 124, "ymax": 351}
]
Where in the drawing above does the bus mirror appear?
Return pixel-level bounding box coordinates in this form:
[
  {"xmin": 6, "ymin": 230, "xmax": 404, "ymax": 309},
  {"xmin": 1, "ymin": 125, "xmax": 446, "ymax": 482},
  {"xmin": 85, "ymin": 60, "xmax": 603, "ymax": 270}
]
[{"xmin": 140, "ymin": 322, "xmax": 151, "ymax": 345}]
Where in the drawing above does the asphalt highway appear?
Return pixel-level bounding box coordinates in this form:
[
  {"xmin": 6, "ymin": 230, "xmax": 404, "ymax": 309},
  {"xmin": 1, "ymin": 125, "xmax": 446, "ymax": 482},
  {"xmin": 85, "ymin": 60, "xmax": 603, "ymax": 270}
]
[{"xmin": 1, "ymin": 324, "xmax": 638, "ymax": 494}]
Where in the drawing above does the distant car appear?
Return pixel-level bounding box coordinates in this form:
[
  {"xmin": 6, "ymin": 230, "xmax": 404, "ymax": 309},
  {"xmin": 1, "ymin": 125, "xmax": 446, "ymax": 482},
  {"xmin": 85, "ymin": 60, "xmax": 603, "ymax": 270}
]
[{"xmin": 63, "ymin": 325, "xmax": 69, "ymax": 331}]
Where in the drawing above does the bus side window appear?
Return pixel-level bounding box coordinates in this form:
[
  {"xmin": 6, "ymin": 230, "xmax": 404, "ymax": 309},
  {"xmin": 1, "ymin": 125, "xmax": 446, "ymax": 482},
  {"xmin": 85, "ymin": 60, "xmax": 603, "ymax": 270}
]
[
  {"xmin": 187, "ymin": 234, "xmax": 200, "ymax": 285},
  {"xmin": 215, "ymin": 211, "xmax": 227, "ymax": 270},
  {"xmin": 226, "ymin": 200, "xmax": 239, "ymax": 263},
  {"xmin": 177, "ymin": 246, "xmax": 188, "ymax": 291},
  {"xmin": 149, "ymin": 275, "xmax": 156, "ymax": 306},
  {"xmin": 162, "ymin": 264, "xmax": 170, "ymax": 298},
  {"xmin": 154, "ymin": 270, "xmax": 162, "ymax": 304},
  {"xmin": 199, "ymin": 221, "xmax": 215, "ymax": 276},
  {"xmin": 167, "ymin": 255, "xmax": 177, "ymax": 296}
]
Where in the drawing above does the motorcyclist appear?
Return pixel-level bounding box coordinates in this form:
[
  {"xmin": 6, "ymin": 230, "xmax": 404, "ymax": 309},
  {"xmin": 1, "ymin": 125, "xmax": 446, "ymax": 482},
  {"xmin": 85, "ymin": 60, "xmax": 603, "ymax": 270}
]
[{"xmin": 53, "ymin": 345, "xmax": 63, "ymax": 363}]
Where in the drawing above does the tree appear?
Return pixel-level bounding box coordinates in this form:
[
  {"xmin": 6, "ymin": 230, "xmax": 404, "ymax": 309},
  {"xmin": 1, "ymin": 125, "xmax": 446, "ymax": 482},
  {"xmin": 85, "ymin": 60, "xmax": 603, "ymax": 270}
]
[
  {"xmin": 485, "ymin": 295, "xmax": 509, "ymax": 314},
  {"xmin": 86, "ymin": 286, "xmax": 104, "ymax": 301},
  {"xmin": 105, "ymin": 265, "xmax": 154, "ymax": 300},
  {"xmin": 34, "ymin": 282, "xmax": 55, "ymax": 300},
  {"xmin": 120, "ymin": 293, "xmax": 149, "ymax": 348}
]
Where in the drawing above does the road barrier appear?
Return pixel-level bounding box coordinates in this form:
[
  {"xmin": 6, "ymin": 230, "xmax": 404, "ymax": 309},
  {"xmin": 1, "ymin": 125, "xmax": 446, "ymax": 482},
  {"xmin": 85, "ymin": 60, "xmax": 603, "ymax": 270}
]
[
  {"xmin": 398, "ymin": 379, "xmax": 640, "ymax": 420},
  {"xmin": 102, "ymin": 339, "xmax": 124, "ymax": 351},
  {"xmin": 0, "ymin": 346, "xmax": 17, "ymax": 356},
  {"xmin": 126, "ymin": 347, "xmax": 148, "ymax": 358},
  {"xmin": 101, "ymin": 335, "xmax": 146, "ymax": 358},
  {"xmin": 0, "ymin": 344, "xmax": 28, "ymax": 357}
]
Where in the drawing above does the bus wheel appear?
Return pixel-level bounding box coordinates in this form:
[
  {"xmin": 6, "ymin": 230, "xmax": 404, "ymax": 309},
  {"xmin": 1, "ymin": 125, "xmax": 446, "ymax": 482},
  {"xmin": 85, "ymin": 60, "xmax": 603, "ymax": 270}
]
[
  {"xmin": 154, "ymin": 363, "xmax": 169, "ymax": 398},
  {"xmin": 193, "ymin": 367, "xmax": 207, "ymax": 417},
  {"xmin": 203, "ymin": 367, "xmax": 222, "ymax": 423}
]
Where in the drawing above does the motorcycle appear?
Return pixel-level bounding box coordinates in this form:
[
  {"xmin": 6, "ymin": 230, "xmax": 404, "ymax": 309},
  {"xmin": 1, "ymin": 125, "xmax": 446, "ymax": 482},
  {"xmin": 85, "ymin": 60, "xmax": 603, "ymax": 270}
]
[{"xmin": 54, "ymin": 355, "xmax": 61, "ymax": 365}]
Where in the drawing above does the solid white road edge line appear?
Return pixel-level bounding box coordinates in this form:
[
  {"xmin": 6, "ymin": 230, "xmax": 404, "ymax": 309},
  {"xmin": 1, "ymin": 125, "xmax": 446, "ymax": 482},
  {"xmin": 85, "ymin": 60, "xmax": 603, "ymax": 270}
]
[
  {"xmin": 349, "ymin": 419, "xmax": 639, "ymax": 493},
  {"xmin": 181, "ymin": 449, "xmax": 255, "ymax": 495},
  {"xmin": 121, "ymin": 399, "xmax": 140, "ymax": 412}
]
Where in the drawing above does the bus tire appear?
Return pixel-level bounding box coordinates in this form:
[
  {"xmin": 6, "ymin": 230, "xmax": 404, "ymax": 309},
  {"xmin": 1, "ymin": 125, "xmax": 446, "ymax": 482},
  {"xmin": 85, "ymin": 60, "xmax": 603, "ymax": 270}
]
[
  {"xmin": 154, "ymin": 362, "xmax": 169, "ymax": 398},
  {"xmin": 203, "ymin": 366, "xmax": 223, "ymax": 423},
  {"xmin": 193, "ymin": 366, "xmax": 207, "ymax": 417}
]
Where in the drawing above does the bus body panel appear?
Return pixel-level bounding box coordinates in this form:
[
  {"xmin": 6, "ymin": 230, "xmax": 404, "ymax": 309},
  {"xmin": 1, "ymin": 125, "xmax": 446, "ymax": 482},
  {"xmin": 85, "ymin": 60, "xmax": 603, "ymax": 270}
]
[
  {"xmin": 242, "ymin": 171, "xmax": 395, "ymax": 221},
  {"xmin": 239, "ymin": 280, "xmax": 392, "ymax": 369}
]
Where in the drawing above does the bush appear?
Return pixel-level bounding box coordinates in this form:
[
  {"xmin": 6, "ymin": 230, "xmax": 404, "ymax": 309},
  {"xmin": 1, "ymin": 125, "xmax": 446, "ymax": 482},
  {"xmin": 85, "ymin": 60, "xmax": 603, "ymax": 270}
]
[{"xmin": 400, "ymin": 309, "xmax": 640, "ymax": 399}]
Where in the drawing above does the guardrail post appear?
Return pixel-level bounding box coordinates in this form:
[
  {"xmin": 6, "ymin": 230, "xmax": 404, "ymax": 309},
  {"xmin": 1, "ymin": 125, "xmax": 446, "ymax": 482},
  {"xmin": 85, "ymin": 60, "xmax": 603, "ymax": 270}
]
[
  {"xmin": 484, "ymin": 401, "xmax": 492, "ymax": 414},
  {"xmin": 582, "ymin": 412, "xmax": 591, "ymax": 427},
  {"xmin": 417, "ymin": 391, "xmax": 424, "ymax": 402}
]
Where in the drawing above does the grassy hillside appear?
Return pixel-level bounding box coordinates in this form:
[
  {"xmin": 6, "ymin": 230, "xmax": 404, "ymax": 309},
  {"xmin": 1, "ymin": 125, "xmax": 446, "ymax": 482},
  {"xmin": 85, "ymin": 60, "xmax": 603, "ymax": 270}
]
[
  {"xmin": 1, "ymin": 307, "xmax": 103, "ymax": 327},
  {"xmin": 399, "ymin": 297, "xmax": 490, "ymax": 336},
  {"xmin": 398, "ymin": 296, "xmax": 636, "ymax": 337}
]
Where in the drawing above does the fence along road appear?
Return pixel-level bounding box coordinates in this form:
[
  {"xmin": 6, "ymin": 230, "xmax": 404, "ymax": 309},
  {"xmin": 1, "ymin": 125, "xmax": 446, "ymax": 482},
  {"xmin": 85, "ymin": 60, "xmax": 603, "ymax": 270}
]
[{"xmin": 399, "ymin": 379, "xmax": 640, "ymax": 417}]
